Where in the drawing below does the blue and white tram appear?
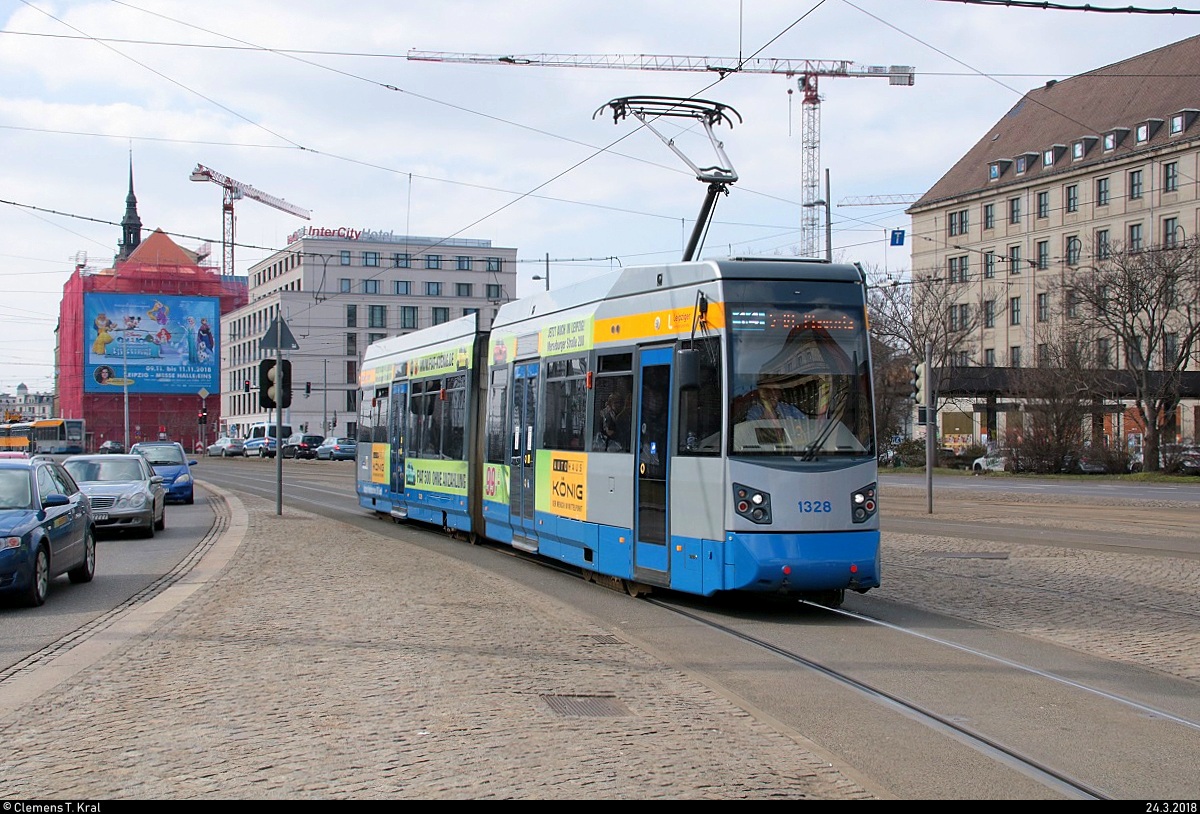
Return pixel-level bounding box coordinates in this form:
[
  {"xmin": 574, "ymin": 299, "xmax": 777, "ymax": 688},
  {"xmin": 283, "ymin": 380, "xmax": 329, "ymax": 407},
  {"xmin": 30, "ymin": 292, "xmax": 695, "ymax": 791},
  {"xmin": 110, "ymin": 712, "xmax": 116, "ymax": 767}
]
[{"xmin": 356, "ymin": 256, "xmax": 880, "ymax": 604}]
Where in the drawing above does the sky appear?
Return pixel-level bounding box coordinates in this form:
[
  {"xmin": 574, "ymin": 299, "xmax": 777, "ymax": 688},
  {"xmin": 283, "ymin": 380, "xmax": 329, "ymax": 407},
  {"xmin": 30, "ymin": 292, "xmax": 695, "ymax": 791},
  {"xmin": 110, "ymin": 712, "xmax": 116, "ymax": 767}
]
[{"xmin": 1, "ymin": 0, "xmax": 1197, "ymax": 395}]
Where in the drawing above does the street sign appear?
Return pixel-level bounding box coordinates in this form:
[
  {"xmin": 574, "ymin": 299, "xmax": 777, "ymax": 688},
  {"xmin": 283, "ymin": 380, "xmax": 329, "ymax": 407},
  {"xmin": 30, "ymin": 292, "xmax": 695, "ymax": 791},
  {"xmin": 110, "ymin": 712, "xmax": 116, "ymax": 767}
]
[
  {"xmin": 198, "ymin": 387, "xmax": 210, "ymax": 400},
  {"xmin": 260, "ymin": 317, "xmax": 299, "ymax": 351},
  {"xmin": 890, "ymin": 229, "xmax": 906, "ymax": 246}
]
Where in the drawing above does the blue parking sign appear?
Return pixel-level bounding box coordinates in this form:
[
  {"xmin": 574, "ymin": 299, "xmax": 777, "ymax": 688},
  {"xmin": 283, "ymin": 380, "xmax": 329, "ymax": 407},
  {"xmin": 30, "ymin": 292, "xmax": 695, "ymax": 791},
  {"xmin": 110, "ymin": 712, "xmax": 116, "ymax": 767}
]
[{"xmin": 890, "ymin": 229, "xmax": 906, "ymax": 246}]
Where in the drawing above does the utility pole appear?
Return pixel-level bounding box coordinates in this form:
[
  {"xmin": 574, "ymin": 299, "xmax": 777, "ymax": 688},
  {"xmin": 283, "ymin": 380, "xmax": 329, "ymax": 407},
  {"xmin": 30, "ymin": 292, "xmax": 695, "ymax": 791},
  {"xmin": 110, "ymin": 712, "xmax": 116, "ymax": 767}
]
[
  {"xmin": 323, "ymin": 358, "xmax": 328, "ymax": 438},
  {"xmin": 924, "ymin": 341, "xmax": 934, "ymax": 514}
]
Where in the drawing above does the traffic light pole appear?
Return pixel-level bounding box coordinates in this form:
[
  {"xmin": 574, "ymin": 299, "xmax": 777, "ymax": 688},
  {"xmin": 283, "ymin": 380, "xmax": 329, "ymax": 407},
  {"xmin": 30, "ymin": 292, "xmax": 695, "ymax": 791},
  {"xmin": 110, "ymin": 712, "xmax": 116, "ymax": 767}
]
[
  {"xmin": 924, "ymin": 341, "xmax": 934, "ymax": 515},
  {"xmin": 275, "ymin": 342, "xmax": 283, "ymax": 516}
]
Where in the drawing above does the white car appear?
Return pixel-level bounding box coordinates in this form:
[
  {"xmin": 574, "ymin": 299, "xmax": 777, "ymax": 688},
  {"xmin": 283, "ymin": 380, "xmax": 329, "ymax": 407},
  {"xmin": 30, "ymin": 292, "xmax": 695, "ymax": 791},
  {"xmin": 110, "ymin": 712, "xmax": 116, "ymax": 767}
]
[{"xmin": 972, "ymin": 453, "xmax": 1008, "ymax": 473}]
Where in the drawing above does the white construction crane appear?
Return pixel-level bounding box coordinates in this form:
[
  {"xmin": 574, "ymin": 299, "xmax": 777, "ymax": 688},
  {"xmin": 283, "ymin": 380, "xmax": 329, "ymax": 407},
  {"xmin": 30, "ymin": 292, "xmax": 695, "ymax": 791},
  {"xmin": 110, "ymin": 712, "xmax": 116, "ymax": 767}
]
[
  {"xmin": 189, "ymin": 163, "xmax": 311, "ymax": 276},
  {"xmin": 840, "ymin": 194, "xmax": 921, "ymax": 206},
  {"xmin": 406, "ymin": 50, "xmax": 915, "ymax": 259}
]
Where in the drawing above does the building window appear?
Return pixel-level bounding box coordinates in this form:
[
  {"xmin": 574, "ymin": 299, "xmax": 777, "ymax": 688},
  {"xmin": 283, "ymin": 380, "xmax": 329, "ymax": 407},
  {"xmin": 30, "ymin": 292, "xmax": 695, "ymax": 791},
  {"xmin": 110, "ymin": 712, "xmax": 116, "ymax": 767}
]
[
  {"xmin": 1065, "ymin": 236, "xmax": 1081, "ymax": 266},
  {"xmin": 1065, "ymin": 184, "xmax": 1078, "ymax": 213},
  {"xmin": 340, "ymin": 250, "xmax": 351, "ymax": 266},
  {"xmin": 958, "ymin": 303, "xmax": 969, "ymax": 331},
  {"xmin": 339, "ymin": 278, "xmax": 352, "ymax": 293},
  {"xmin": 400, "ymin": 306, "xmax": 418, "ymax": 329},
  {"xmin": 368, "ymin": 305, "xmax": 387, "ymax": 329},
  {"xmin": 1037, "ymin": 292, "xmax": 1049, "ymax": 322},
  {"xmin": 1010, "ymin": 346, "xmax": 1022, "ymax": 368},
  {"xmin": 463, "ymin": 307, "xmax": 479, "ymax": 317},
  {"xmin": 368, "ymin": 332, "xmax": 386, "ymax": 345},
  {"xmin": 1073, "ymin": 141, "xmax": 1085, "ymax": 159},
  {"xmin": 1036, "ymin": 191, "xmax": 1049, "ymax": 219},
  {"xmin": 486, "ymin": 283, "xmax": 503, "ymax": 300},
  {"xmin": 1165, "ymin": 333, "xmax": 1179, "ymax": 367},
  {"xmin": 364, "ymin": 251, "xmax": 380, "ymax": 267},
  {"xmin": 948, "ymin": 256, "xmax": 968, "ymax": 284},
  {"xmin": 948, "ymin": 209, "xmax": 968, "ymax": 236},
  {"xmin": 984, "ymin": 348, "xmax": 995, "ymax": 366},
  {"xmin": 1043, "ymin": 149, "xmax": 1055, "ymax": 167},
  {"xmin": 1036, "ymin": 240, "xmax": 1049, "ymax": 270},
  {"xmin": 1016, "ymin": 155, "xmax": 1029, "ymax": 174},
  {"xmin": 393, "ymin": 280, "xmax": 411, "ymax": 296},
  {"xmin": 1037, "ymin": 344, "xmax": 1050, "ymax": 367},
  {"xmin": 1129, "ymin": 222, "xmax": 1143, "ymax": 251},
  {"xmin": 346, "ymin": 362, "xmax": 357, "ymax": 389},
  {"xmin": 1104, "ymin": 133, "xmax": 1117, "ymax": 151},
  {"xmin": 983, "ymin": 203, "xmax": 995, "ymax": 230},
  {"xmin": 1008, "ymin": 245, "xmax": 1022, "ymax": 273},
  {"xmin": 1096, "ymin": 229, "xmax": 1110, "ymax": 260},
  {"xmin": 984, "ymin": 299, "xmax": 995, "ymax": 328},
  {"xmin": 1129, "ymin": 169, "xmax": 1143, "ymax": 199},
  {"xmin": 456, "ymin": 282, "xmax": 473, "ymax": 297},
  {"xmin": 1164, "ymin": 161, "xmax": 1179, "ymax": 193},
  {"xmin": 345, "ymin": 304, "xmax": 357, "ymax": 328},
  {"xmin": 425, "ymin": 254, "xmax": 442, "ymax": 270},
  {"xmin": 345, "ymin": 387, "xmax": 357, "ymax": 414},
  {"xmin": 1010, "ymin": 297, "xmax": 1021, "ymax": 326},
  {"xmin": 432, "ymin": 307, "xmax": 450, "ymax": 325},
  {"xmin": 1170, "ymin": 114, "xmax": 1185, "ymax": 135},
  {"xmin": 948, "ymin": 304, "xmax": 959, "ymax": 332},
  {"xmin": 1009, "ymin": 197, "xmax": 1021, "ymax": 224},
  {"xmin": 1097, "ymin": 338, "xmax": 1111, "ymax": 368},
  {"xmin": 393, "ymin": 253, "xmax": 411, "ymax": 268},
  {"xmin": 1164, "ymin": 217, "xmax": 1179, "ymax": 248},
  {"xmin": 346, "ymin": 333, "xmax": 357, "ymax": 357},
  {"xmin": 984, "ymin": 251, "xmax": 996, "ymax": 279},
  {"xmin": 486, "ymin": 257, "xmax": 503, "ymax": 273},
  {"xmin": 1136, "ymin": 123, "xmax": 1150, "ymax": 143},
  {"xmin": 363, "ymin": 279, "xmax": 379, "ymax": 295},
  {"xmin": 456, "ymin": 256, "xmax": 472, "ymax": 271},
  {"xmin": 1096, "ymin": 177, "xmax": 1110, "ymax": 206},
  {"xmin": 1067, "ymin": 290, "xmax": 1079, "ymax": 319},
  {"xmin": 425, "ymin": 281, "xmax": 442, "ymax": 297}
]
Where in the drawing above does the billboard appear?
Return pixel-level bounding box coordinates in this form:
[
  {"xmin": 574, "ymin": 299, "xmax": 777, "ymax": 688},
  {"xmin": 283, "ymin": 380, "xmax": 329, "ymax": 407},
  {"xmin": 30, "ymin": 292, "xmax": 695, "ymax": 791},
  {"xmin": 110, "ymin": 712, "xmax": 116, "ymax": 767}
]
[{"xmin": 84, "ymin": 293, "xmax": 220, "ymax": 395}]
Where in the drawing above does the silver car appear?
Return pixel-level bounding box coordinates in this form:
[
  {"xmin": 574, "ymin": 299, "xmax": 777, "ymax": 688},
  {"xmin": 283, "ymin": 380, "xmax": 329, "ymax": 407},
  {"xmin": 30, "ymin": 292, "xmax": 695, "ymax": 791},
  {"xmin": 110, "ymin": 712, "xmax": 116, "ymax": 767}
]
[
  {"xmin": 63, "ymin": 454, "xmax": 166, "ymax": 538},
  {"xmin": 206, "ymin": 436, "xmax": 245, "ymax": 457}
]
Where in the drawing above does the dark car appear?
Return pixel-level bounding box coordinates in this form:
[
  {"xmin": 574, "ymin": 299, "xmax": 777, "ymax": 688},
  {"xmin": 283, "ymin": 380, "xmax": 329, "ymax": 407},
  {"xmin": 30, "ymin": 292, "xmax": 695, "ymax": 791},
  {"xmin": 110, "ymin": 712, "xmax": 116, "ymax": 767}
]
[
  {"xmin": 282, "ymin": 433, "xmax": 324, "ymax": 460},
  {"xmin": 0, "ymin": 457, "xmax": 96, "ymax": 607},
  {"xmin": 316, "ymin": 437, "xmax": 357, "ymax": 461},
  {"xmin": 63, "ymin": 453, "xmax": 166, "ymax": 538},
  {"xmin": 98, "ymin": 439, "xmax": 126, "ymax": 454},
  {"xmin": 130, "ymin": 441, "xmax": 197, "ymax": 504}
]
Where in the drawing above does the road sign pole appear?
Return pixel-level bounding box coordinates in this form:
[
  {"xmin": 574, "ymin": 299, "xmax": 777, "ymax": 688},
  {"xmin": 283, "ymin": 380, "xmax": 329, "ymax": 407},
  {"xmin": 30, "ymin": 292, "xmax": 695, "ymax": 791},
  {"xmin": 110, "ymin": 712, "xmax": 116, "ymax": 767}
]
[{"xmin": 276, "ymin": 333, "xmax": 284, "ymax": 516}]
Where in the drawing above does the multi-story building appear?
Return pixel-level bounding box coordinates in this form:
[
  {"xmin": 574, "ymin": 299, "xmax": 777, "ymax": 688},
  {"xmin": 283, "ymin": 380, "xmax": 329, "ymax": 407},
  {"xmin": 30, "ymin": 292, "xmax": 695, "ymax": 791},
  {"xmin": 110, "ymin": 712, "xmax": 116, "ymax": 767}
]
[
  {"xmin": 220, "ymin": 227, "xmax": 516, "ymax": 440},
  {"xmin": 1, "ymin": 384, "xmax": 54, "ymax": 422},
  {"xmin": 909, "ymin": 34, "xmax": 1200, "ymax": 449},
  {"xmin": 57, "ymin": 166, "xmax": 248, "ymax": 451}
]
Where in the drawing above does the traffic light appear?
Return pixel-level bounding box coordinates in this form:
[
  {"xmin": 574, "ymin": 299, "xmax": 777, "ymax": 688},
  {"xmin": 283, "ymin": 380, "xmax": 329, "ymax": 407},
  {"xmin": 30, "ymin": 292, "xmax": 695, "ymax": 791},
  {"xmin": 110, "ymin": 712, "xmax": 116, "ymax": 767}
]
[
  {"xmin": 912, "ymin": 362, "xmax": 928, "ymax": 405},
  {"xmin": 259, "ymin": 359, "xmax": 293, "ymax": 409},
  {"xmin": 243, "ymin": 379, "xmax": 251, "ymax": 394},
  {"xmin": 305, "ymin": 381, "xmax": 312, "ymax": 396},
  {"xmin": 197, "ymin": 409, "xmax": 205, "ymax": 426}
]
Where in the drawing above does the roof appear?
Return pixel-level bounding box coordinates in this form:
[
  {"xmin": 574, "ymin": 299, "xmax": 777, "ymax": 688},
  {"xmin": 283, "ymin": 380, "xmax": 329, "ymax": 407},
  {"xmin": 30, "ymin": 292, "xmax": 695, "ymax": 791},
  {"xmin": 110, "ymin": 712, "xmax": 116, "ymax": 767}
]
[{"xmin": 912, "ymin": 34, "xmax": 1200, "ymax": 209}]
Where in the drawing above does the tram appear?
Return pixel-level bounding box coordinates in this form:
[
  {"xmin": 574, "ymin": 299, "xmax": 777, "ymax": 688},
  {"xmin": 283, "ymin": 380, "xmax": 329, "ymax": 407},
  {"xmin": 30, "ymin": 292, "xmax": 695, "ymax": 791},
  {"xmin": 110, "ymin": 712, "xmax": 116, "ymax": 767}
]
[
  {"xmin": 30, "ymin": 418, "xmax": 86, "ymax": 454},
  {"xmin": 0, "ymin": 421, "xmax": 34, "ymax": 453},
  {"xmin": 355, "ymin": 256, "xmax": 880, "ymax": 605}
]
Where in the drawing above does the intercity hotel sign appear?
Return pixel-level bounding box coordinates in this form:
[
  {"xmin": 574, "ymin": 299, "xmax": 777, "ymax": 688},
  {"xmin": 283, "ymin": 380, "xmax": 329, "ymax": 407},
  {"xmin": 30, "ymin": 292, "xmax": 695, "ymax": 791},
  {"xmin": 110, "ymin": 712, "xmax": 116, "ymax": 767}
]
[{"xmin": 287, "ymin": 226, "xmax": 405, "ymax": 243}]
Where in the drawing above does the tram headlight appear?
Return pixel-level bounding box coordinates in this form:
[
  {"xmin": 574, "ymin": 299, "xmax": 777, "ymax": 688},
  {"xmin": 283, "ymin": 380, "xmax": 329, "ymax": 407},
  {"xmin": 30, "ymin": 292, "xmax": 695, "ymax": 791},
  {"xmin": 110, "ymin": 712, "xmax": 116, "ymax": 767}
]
[
  {"xmin": 851, "ymin": 483, "xmax": 877, "ymax": 524},
  {"xmin": 733, "ymin": 483, "xmax": 772, "ymax": 525}
]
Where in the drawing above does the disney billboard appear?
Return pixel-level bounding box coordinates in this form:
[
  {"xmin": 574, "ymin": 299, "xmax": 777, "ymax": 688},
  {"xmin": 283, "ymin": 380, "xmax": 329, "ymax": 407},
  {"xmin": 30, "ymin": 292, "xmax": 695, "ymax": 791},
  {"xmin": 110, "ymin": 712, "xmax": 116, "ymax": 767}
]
[{"xmin": 84, "ymin": 293, "xmax": 220, "ymax": 394}]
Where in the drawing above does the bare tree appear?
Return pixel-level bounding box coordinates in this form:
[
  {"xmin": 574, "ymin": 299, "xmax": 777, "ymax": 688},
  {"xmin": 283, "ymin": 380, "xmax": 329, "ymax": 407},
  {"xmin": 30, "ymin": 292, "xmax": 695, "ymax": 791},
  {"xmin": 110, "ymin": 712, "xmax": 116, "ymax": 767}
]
[
  {"xmin": 867, "ymin": 265, "xmax": 978, "ymax": 403},
  {"xmin": 1053, "ymin": 235, "xmax": 1200, "ymax": 471}
]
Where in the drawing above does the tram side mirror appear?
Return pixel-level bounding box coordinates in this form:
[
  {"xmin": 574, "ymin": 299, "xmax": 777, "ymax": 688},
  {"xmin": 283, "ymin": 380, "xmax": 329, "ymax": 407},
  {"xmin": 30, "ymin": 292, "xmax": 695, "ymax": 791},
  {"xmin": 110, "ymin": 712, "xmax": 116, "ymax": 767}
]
[{"xmin": 677, "ymin": 347, "xmax": 699, "ymax": 391}]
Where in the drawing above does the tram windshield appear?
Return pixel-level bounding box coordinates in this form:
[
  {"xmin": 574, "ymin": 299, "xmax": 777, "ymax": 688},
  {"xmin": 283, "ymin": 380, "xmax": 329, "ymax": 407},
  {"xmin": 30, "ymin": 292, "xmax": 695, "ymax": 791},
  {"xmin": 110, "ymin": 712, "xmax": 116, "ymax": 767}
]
[{"xmin": 727, "ymin": 282, "xmax": 874, "ymax": 458}]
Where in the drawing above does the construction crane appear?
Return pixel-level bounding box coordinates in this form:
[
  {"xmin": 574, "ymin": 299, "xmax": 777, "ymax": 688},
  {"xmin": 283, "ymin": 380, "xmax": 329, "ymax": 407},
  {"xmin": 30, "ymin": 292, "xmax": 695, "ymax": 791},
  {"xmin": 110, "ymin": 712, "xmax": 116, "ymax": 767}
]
[
  {"xmin": 407, "ymin": 50, "xmax": 915, "ymax": 259},
  {"xmin": 840, "ymin": 194, "xmax": 922, "ymax": 207},
  {"xmin": 189, "ymin": 163, "xmax": 311, "ymax": 276}
]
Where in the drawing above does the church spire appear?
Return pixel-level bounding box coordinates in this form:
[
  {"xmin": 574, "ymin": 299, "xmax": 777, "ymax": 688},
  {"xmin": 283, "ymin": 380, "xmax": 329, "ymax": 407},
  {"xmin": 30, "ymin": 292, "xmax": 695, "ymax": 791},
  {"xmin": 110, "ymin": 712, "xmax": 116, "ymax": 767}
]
[{"xmin": 117, "ymin": 153, "xmax": 142, "ymax": 261}]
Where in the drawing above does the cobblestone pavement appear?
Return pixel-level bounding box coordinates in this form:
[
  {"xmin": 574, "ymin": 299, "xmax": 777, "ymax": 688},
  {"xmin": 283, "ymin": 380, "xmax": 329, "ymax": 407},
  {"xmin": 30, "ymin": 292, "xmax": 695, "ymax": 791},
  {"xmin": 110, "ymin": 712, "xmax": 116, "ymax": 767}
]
[{"xmin": 0, "ymin": 484, "xmax": 874, "ymax": 801}]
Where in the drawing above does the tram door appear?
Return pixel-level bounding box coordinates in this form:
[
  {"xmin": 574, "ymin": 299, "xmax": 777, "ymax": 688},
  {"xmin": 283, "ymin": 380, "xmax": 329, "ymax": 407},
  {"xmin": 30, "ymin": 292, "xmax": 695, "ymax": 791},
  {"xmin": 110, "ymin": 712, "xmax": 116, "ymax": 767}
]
[
  {"xmin": 389, "ymin": 381, "xmax": 407, "ymax": 500},
  {"xmin": 634, "ymin": 349, "xmax": 672, "ymax": 581},
  {"xmin": 508, "ymin": 362, "xmax": 540, "ymax": 551}
]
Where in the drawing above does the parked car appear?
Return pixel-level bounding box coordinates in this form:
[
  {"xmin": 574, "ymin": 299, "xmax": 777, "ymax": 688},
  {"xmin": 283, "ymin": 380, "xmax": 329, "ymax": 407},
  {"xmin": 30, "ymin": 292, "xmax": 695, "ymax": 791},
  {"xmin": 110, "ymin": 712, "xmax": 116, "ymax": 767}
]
[
  {"xmin": 971, "ymin": 453, "xmax": 1008, "ymax": 473},
  {"xmin": 207, "ymin": 436, "xmax": 245, "ymax": 458},
  {"xmin": 316, "ymin": 437, "xmax": 357, "ymax": 461},
  {"xmin": 97, "ymin": 439, "xmax": 125, "ymax": 454},
  {"xmin": 243, "ymin": 435, "xmax": 277, "ymax": 458},
  {"xmin": 937, "ymin": 447, "xmax": 971, "ymax": 470},
  {"xmin": 0, "ymin": 457, "xmax": 95, "ymax": 607},
  {"xmin": 63, "ymin": 453, "xmax": 165, "ymax": 538},
  {"xmin": 282, "ymin": 433, "xmax": 324, "ymax": 460},
  {"xmin": 130, "ymin": 441, "xmax": 197, "ymax": 504},
  {"xmin": 0, "ymin": 451, "xmax": 29, "ymax": 460}
]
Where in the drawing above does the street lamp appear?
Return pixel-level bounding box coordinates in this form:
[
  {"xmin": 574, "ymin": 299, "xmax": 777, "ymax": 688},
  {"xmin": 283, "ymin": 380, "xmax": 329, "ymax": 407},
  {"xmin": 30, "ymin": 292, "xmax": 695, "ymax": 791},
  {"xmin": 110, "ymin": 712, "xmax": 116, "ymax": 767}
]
[
  {"xmin": 532, "ymin": 252, "xmax": 550, "ymax": 290},
  {"xmin": 802, "ymin": 168, "xmax": 834, "ymax": 262}
]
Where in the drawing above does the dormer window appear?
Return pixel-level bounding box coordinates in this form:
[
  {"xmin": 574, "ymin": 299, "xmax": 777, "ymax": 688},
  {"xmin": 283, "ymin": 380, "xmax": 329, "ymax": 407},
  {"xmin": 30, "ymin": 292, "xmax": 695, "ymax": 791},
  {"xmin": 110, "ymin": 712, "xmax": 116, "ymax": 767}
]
[
  {"xmin": 988, "ymin": 159, "xmax": 1012, "ymax": 181},
  {"xmin": 1170, "ymin": 109, "xmax": 1199, "ymax": 135},
  {"xmin": 1043, "ymin": 149, "xmax": 1054, "ymax": 166},
  {"xmin": 1042, "ymin": 145, "xmax": 1066, "ymax": 167},
  {"xmin": 1135, "ymin": 119, "xmax": 1163, "ymax": 144},
  {"xmin": 1103, "ymin": 128, "xmax": 1129, "ymax": 151},
  {"xmin": 1072, "ymin": 136, "xmax": 1097, "ymax": 160},
  {"xmin": 1014, "ymin": 152, "xmax": 1038, "ymax": 175}
]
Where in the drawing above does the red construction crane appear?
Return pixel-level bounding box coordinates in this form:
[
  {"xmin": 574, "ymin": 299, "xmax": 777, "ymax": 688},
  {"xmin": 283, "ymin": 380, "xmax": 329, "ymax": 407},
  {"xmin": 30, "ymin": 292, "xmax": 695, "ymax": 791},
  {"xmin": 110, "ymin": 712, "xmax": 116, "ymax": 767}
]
[
  {"xmin": 189, "ymin": 163, "xmax": 311, "ymax": 276},
  {"xmin": 407, "ymin": 50, "xmax": 914, "ymax": 259}
]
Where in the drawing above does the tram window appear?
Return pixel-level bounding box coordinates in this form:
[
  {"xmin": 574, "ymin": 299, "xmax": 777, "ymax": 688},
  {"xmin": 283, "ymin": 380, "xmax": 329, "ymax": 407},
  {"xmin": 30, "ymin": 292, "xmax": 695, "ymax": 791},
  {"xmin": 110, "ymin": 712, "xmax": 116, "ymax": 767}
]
[
  {"xmin": 485, "ymin": 369, "xmax": 509, "ymax": 464},
  {"xmin": 677, "ymin": 338, "xmax": 722, "ymax": 456},
  {"xmin": 443, "ymin": 373, "xmax": 467, "ymax": 460},
  {"xmin": 372, "ymin": 387, "xmax": 389, "ymax": 443},
  {"xmin": 591, "ymin": 369, "xmax": 633, "ymax": 453},
  {"xmin": 542, "ymin": 357, "xmax": 588, "ymax": 451}
]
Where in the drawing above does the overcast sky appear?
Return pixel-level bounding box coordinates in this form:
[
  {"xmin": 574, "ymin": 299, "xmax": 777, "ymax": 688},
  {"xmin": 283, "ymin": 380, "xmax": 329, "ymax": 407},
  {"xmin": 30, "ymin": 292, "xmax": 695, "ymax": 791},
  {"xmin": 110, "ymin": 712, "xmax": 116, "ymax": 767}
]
[{"xmin": 1, "ymin": 0, "xmax": 1196, "ymax": 394}]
